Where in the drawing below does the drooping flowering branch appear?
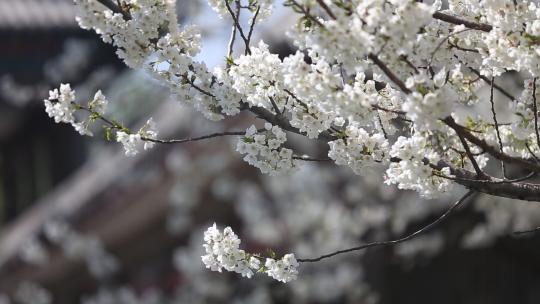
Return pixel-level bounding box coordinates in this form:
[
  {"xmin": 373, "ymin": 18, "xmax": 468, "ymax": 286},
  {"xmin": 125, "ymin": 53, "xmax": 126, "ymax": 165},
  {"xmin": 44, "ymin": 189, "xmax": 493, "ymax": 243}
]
[{"xmin": 297, "ymin": 190, "xmax": 476, "ymax": 263}]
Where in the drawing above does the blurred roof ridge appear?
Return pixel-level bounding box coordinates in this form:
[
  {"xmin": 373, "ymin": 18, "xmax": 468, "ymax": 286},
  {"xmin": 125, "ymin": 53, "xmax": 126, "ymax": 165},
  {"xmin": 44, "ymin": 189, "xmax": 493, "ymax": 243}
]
[{"xmin": 0, "ymin": 0, "xmax": 78, "ymax": 30}]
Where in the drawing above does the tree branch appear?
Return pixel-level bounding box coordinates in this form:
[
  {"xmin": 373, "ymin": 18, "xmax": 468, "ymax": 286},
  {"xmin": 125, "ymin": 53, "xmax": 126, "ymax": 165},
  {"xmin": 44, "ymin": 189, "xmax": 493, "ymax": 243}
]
[
  {"xmin": 368, "ymin": 53, "xmax": 412, "ymax": 94},
  {"xmin": 143, "ymin": 131, "xmax": 250, "ymax": 144},
  {"xmin": 298, "ymin": 190, "xmax": 476, "ymax": 262},
  {"xmin": 293, "ymin": 156, "xmax": 332, "ymax": 162},
  {"xmin": 315, "ymin": 0, "xmax": 337, "ymax": 20},
  {"xmin": 94, "ymin": 0, "xmax": 130, "ymax": 20},
  {"xmin": 452, "ymin": 125, "xmax": 486, "ymax": 177},
  {"xmin": 248, "ymin": 105, "xmax": 338, "ymax": 141},
  {"xmin": 489, "ymin": 76, "xmax": 507, "ymax": 178},
  {"xmin": 533, "ymin": 78, "xmax": 540, "ymax": 150},
  {"xmin": 246, "ymin": 5, "xmax": 261, "ymax": 51},
  {"xmin": 224, "ymin": 0, "xmax": 252, "ymax": 55},
  {"xmin": 226, "ymin": 1, "xmax": 241, "ymax": 60},
  {"xmin": 432, "ymin": 161, "xmax": 540, "ymax": 202},
  {"xmin": 432, "ymin": 12, "xmax": 492, "ymax": 32},
  {"xmin": 443, "ymin": 117, "xmax": 540, "ymax": 173},
  {"xmin": 467, "ymin": 66, "xmax": 515, "ymax": 101},
  {"xmin": 513, "ymin": 226, "xmax": 540, "ymax": 236}
]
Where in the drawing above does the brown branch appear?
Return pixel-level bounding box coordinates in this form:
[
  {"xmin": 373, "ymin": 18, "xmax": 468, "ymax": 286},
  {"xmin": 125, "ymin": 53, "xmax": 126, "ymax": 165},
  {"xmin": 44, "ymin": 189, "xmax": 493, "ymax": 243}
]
[
  {"xmin": 143, "ymin": 131, "xmax": 250, "ymax": 144},
  {"xmin": 434, "ymin": 171, "xmax": 536, "ymax": 185},
  {"xmin": 368, "ymin": 53, "xmax": 412, "ymax": 94},
  {"xmin": 298, "ymin": 190, "xmax": 476, "ymax": 262},
  {"xmin": 246, "ymin": 5, "xmax": 261, "ymax": 51},
  {"xmin": 448, "ymin": 40, "xmax": 480, "ymax": 53},
  {"xmin": 533, "ymin": 78, "xmax": 540, "ymax": 150},
  {"xmin": 430, "ymin": 160, "xmax": 540, "ymax": 202},
  {"xmin": 432, "ymin": 12, "xmax": 492, "ymax": 32},
  {"xmin": 94, "ymin": 0, "xmax": 131, "ymax": 20},
  {"xmin": 467, "ymin": 66, "xmax": 515, "ymax": 101},
  {"xmin": 443, "ymin": 117, "xmax": 540, "ymax": 173},
  {"xmin": 428, "ymin": 28, "xmax": 473, "ymax": 68},
  {"xmin": 451, "ymin": 126, "xmax": 486, "ymax": 177},
  {"xmin": 226, "ymin": 1, "xmax": 241, "ymax": 60},
  {"xmin": 315, "ymin": 0, "xmax": 337, "ymax": 20},
  {"xmin": 248, "ymin": 105, "xmax": 337, "ymax": 141},
  {"xmin": 399, "ymin": 55, "xmax": 419, "ymax": 74},
  {"xmin": 293, "ymin": 156, "xmax": 332, "ymax": 162},
  {"xmin": 269, "ymin": 96, "xmax": 282, "ymax": 115},
  {"xmin": 224, "ymin": 0, "xmax": 251, "ymax": 55}
]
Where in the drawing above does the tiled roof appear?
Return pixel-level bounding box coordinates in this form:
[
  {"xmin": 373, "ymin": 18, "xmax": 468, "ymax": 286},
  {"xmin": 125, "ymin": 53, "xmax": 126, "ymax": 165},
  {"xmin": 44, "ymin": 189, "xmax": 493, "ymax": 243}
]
[{"xmin": 0, "ymin": 0, "xmax": 78, "ymax": 30}]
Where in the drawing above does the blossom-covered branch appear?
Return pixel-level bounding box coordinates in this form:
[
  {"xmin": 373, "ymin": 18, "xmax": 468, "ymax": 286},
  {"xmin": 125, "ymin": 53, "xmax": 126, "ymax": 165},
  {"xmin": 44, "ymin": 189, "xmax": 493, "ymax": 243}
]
[{"xmin": 41, "ymin": 0, "xmax": 540, "ymax": 284}]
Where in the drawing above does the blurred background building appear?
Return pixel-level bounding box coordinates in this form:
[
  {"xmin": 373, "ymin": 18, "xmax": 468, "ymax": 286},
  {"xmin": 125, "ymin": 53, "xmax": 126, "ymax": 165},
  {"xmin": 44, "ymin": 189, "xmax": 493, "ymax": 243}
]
[{"xmin": 0, "ymin": 0, "xmax": 124, "ymax": 223}]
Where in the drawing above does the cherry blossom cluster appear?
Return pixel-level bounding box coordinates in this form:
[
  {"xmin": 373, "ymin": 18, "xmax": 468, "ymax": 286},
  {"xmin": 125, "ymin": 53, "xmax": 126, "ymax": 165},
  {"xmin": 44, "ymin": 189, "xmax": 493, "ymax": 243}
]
[
  {"xmin": 201, "ymin": 223, "xmax": 298, "ymax": 283},
  {"xmin": 450, "ymin": 0, "xmax": 540, "ymax": 77},
  {"xmin": 229, "ymin": 42, "xmax": 286, "ymax": 110},
  {"xmin": 44, "ymin": 83, "xmax": 76, "ymax": 124},
  {"xmin": 403, "ymin": 69, "xmax": 457, "ymax": 131},
  {"xmin": 74, "ymin": 0, "xmax": 173, "ymax": 68},
  {"xmin": 44, "ymin": 84, "xmax": 158, "ymax": 156},
  {"xmin": 385, "ymin": 135, "xmax": 454, "ymax": 199},
  {"xmin": 45, "ymin": 84, "xmax": 109, "ymax": 136},
  {"xmin": 508, "ymin": 79, "xmax": 540, "ymax": 156},
  {"xmin": 288, "ymin": 0, "xmax": 435, "ymax": 71},
  {"xmin": 328, "ymin": 125, "xmax": 388, "ymax": 175},
  {"xmin": 236, "ymin": 124, "xmax": 297, "ymax": 175},
  {"xmin": 116, "ymin": 118, "xmax": 158, "ymax": 156},
  {"xmin": 74, "ymin": 0, "xmax": 230, "ymax": 121}
]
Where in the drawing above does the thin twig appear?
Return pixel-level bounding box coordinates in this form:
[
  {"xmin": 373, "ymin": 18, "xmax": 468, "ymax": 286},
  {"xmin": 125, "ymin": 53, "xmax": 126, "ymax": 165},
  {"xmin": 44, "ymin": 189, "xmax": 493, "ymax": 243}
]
[
  {"xmin": 224, "ymin": 0, "xmax": 251, "ymax": 54},
  {"xmin": 448, "ymin": 40, "xmax": 480, "ymax": 53},
  {"xmin": 298, "ymin": 191, "xmax": 476, "ymax": 263},
  {"xmin": 371, "ymin": 104, "xmax": 406, "ymax": 116},
  {"xmin": 144, "ymin": 131, "xmax": 249, "ymax": 144},
  {"xmin": 376, "ymin": 111, "xmax": 388, "ymax": 139},
  {"xmin": 226, "ymin": 1, "xmax": 241, "ymax": 61},
  {"xmin": 293, "ymin": 156, "xmax": 332, "ymax": 162},
  {"xmin": 245, "ymin": 5, "xmax": 261, "ymax": 53},
  {"xmin": 513, "ymin": 226, "xmax": 540, "ymax": 236},
  {"xmin": 77, "ymin": 102, "xmax": 253, "ymax": 144},
  {"xmin": 489, "ymin": 76, "xmax": 507, "ymax": 178},
  {"xmin": 448, "ymin": 122, "xmax": 486, "ymax": 177},
  {"xmin": 428, "ymin": 28, "xmax": 472, "ymax": 68},
  {"xmin": 533, "ymin": 78, "xmax": 540, "ymax": 150},
  {"xmin": 467, "ymin": 66, "xmax": 515, "ymax": 101}
]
